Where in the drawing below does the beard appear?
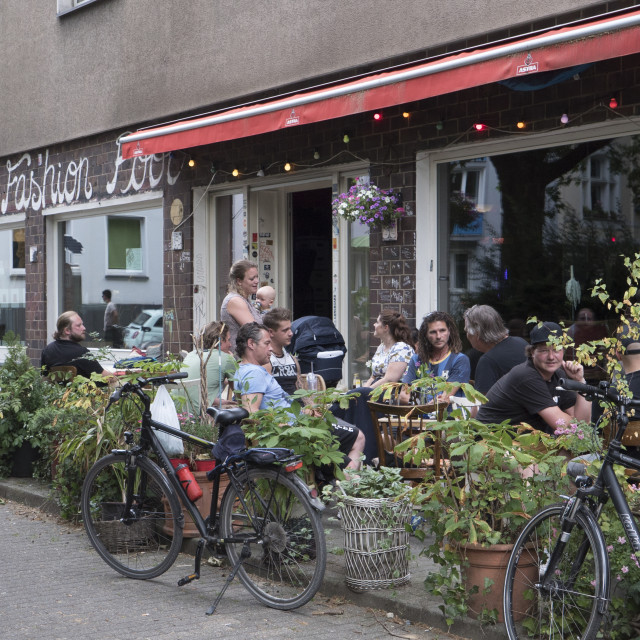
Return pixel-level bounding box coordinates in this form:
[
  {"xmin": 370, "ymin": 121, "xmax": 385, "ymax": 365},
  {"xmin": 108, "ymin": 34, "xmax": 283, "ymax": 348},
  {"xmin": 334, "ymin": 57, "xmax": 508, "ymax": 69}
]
[{"xmin": 69, "ymin": 331, "xmax": 84, "ymax": 343}]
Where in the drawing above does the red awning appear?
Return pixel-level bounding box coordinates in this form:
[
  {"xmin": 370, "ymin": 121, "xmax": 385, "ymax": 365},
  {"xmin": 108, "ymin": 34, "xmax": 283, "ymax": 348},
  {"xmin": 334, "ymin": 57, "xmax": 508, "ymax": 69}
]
[{"xmin": 121, "ymin": 9, "xmax": 640, "ymax": 159}]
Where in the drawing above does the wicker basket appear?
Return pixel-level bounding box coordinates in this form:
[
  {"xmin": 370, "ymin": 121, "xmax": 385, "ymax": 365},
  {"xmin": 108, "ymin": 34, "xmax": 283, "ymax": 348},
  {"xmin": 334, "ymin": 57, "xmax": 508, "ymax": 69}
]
[
  {"xmin": 341, "ymin": 495, "xmax": 412, "ymax": 592},
  {"xmin": 94, "ymin": 503, "xmax": 157, "ymax": 553}
]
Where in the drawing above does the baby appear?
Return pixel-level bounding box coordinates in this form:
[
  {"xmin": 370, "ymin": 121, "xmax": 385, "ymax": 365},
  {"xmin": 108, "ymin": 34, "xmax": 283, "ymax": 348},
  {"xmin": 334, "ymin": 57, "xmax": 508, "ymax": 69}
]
[{"xmin": 255, "ymin": 285, "xmax": 276, "ymax": 314}]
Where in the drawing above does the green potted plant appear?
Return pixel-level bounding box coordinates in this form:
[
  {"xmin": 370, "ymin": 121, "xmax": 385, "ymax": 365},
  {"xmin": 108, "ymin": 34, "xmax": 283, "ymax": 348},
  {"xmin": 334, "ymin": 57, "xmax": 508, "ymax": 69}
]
[
  {"xmin": 323, "ymin": 465, "xmax": 413, "ymax": 592},
  {"xmin": 394, "ymin": 381, "xmax": 573, "ymax": 625},
  {"xmin": 240, "ymin": 387, "xmax": 349, "ymax": 485},
  {"xmin": 0, "ymin": 332, "xmax": 64, "ymax": 478}
]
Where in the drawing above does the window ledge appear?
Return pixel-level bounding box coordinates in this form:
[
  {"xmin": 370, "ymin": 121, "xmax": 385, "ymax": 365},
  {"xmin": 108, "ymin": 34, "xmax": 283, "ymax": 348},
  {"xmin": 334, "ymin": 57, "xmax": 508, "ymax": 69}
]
[
  {"xmin": 57, "ymin": 0, "xmax": 105, "ymax": 18},
  {"xmin": 104, "ymin": 274, "xmax": 149, "ymax": 281}
]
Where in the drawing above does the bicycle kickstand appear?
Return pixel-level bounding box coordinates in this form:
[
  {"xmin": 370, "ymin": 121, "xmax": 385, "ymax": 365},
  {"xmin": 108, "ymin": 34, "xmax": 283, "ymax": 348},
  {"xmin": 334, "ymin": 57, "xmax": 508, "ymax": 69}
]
[
  {"xmin": 177, "ymin": 538, "xmax": 205, "ymax": 587},
  {"xmin": 206, "ymin": 543, "xmax": 252, "ymax": 615}
]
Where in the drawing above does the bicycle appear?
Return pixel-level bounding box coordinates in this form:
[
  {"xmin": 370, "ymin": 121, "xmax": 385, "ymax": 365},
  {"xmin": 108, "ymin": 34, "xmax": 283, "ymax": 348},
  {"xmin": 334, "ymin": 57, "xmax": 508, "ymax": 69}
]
[
  {"xmin": 503, "ymin": 377, "xmax": 640, "ymax": 639},
  {"xmin": 80, "ymin": 371, "xmax": 326, "ymax": 615}
]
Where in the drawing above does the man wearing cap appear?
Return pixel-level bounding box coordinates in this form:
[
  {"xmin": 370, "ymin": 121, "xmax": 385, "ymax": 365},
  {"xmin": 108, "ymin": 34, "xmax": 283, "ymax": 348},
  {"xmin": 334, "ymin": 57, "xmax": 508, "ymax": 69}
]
[{"xmin": 476, "ymin": 321, "xmax": 591, "ymax": 434}]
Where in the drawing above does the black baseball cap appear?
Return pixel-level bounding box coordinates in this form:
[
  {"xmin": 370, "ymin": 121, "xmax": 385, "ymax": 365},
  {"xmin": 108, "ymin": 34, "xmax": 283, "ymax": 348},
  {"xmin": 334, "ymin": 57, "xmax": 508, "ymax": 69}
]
[{"xmin": 529, "ymin": 321, "xmax": 562, "ymax": 345}]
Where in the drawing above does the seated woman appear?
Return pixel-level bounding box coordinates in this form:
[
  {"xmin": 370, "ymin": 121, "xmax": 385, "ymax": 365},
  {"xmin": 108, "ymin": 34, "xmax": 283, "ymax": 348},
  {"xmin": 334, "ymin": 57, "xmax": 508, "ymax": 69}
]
[
  {"xmin": 332, "ymin": 311, "xmax": 413, "ymax": 463},
  {"xmin": 399, "ymin": 311, "xmax": 470, "ymax": 405},
  {"xmin": 181, "ymin": 321, "xmax": 237, "ymax": 414},
  {"xmin": 365, "ymin": 310, "xmax": 415, "ymax": 388}
]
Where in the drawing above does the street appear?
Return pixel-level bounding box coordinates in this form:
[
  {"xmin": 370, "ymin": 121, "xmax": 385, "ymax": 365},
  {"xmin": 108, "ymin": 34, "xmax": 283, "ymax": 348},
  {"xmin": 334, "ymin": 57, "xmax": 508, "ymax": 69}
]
[{"xmin": 0, "ymin": 499, "xmax": 463, "ymax": 640}]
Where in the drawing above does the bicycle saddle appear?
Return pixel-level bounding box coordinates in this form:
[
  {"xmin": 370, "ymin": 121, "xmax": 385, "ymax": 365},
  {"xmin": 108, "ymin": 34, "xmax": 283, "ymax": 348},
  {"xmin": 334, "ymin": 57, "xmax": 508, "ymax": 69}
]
[{"xmin": 206, "ymin": 406, "xmax": 249, "ymax": 426}]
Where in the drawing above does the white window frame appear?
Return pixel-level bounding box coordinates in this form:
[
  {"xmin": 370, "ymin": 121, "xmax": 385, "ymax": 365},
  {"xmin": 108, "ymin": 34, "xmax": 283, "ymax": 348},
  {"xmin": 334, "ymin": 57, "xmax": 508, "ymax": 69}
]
[
  {"xmin": 0, "ymin": 213, "xmax": 27, "ymax": 361},
  {"xmin": 105, "ymin": 215, "xmax": 147, "ymax": 277}
]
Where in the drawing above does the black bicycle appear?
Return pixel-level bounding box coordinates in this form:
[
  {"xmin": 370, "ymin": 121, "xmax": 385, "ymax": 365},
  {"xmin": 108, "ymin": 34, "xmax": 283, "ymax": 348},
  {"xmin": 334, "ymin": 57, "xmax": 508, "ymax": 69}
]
[
  {"xmin": 503, "ymin": 377, "xmax": 640, "ymax": 639},
  {"xmin": 80, "ymin": 372, "xmax": 326, "ymax": 614}
]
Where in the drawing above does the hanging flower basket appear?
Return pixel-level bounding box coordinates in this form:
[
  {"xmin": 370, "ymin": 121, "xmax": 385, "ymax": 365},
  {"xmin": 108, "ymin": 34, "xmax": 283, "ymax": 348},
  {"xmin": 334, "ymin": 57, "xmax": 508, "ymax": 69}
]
[{"xmin": 332, "ymin": 182, "xmax": 406, "ymax": 229}]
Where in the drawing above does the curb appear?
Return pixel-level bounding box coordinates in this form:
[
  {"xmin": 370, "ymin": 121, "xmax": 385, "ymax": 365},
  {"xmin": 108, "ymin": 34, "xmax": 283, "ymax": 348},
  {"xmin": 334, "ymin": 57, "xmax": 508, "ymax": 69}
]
[{"xmin": 0, "ymin": 477, "xmax": 504, "ymax": 640}]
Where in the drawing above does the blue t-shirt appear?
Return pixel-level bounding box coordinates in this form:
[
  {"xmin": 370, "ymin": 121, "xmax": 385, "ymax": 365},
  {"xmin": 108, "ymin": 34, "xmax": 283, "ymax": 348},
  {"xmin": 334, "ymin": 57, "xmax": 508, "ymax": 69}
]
[
  {"xmin": 402, "ymin": 351, "xmax": 471, "ymax": 399},
  {"xmin": 234, "ymin": 363, "xmax": 292, "ymax": 411}
]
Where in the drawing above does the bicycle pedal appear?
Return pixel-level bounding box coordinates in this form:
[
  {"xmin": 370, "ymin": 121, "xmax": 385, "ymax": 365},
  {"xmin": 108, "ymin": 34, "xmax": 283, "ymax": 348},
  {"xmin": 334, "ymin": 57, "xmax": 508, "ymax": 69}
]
[{"xmin": 177, "ymin": 573, "xmax": 200, "ymax": 586}]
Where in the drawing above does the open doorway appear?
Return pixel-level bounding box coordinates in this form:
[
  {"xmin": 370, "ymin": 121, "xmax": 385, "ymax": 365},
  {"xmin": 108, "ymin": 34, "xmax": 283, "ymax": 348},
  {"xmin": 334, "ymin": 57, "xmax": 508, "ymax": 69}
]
[{"xmin": 291, "ymin": 188, "xmax": 333, "ymax": 318}]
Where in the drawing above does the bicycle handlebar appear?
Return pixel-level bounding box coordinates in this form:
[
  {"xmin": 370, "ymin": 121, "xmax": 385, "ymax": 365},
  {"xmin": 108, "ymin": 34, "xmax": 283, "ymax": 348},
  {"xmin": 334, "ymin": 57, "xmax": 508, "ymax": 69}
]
[
  {"xmin": 557, "ymin": 377, "xmax": 640, "ymax": 408},
  {"xmin": 107, "ymin": 371, "xmax": 188, "ymax": 408}
]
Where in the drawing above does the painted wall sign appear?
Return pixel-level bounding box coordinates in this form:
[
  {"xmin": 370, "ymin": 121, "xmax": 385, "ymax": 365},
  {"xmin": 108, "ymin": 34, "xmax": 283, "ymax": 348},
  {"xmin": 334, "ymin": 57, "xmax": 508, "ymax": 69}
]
[{"xmin": 1, "ymin": 134, "xmax": 182, "ymax": 215}]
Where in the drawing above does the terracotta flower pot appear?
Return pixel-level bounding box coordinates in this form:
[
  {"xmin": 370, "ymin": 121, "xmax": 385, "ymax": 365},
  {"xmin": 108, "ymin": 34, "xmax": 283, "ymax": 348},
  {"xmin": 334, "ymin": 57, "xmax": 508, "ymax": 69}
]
[
  {"xmin": 162, "ymin": 470, "xmax": 230, "ymax": 538},
  {"xmin": 460, "ymin": 542, "xmax": 537, "ymax": 622}
]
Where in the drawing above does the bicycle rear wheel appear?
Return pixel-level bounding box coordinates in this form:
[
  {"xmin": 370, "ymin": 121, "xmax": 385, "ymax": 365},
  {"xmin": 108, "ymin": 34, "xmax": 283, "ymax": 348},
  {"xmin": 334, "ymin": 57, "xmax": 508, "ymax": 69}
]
[
  {"xmin": 81, "ymin": 453, "xmax": 183, "ymax": 579},
  {"xmin": 503, "ymin": 502, "xmax": 607, "ymax": 640},
  {"xmin": 219, "ymin": 467, "xmax": 326, "ymax": 609}
]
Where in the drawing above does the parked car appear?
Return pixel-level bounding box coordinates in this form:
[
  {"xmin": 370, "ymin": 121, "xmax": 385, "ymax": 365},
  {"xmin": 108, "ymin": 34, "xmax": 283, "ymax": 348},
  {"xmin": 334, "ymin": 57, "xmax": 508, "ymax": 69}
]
[{"xmin": 122, "ymin": 309, "xmax": 163, "ymax": 349}]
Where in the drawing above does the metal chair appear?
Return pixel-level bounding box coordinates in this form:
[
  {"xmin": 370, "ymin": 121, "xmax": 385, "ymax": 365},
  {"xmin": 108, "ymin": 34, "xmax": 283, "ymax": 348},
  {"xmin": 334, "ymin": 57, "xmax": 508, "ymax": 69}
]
[{"xmin": 366, "ymin": 401, "xmax": 448, "ymax": 480}]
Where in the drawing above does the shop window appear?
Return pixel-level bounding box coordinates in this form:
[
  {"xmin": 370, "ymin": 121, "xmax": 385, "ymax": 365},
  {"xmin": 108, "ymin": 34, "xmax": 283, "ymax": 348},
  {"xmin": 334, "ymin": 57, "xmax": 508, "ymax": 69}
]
[
  {"xmin": 439, "ymin": 136, "xmax": 640, "ymax": 325},
  {"xmin": 57, "ymin": 206, "xmax": 162, "ymax": 348},
  {"xmin": 0, "ymin": 226, "xmax": 26, "ymax": 342}
]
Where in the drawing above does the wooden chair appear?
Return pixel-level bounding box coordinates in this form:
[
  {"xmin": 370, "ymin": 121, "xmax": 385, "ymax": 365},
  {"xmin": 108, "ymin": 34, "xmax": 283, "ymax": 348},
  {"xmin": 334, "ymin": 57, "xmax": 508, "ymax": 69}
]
[
  {"xmin": 48, "ymin": 365, "xmax": 77, "ymax": 383},
  {"xmin": 299, "ymin": 373, "xmax": 327, "ymax": 391},
  {"xmin": 366, "ymin": 400, "xmax": 448, "ymax": 481}
]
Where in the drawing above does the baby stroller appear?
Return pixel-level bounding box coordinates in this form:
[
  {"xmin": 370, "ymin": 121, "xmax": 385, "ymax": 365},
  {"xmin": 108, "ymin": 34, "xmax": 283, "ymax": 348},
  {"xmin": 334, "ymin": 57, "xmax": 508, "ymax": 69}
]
[{"xmin": 290, "ymin": 316, "xmax": 346, "ymax": 388}]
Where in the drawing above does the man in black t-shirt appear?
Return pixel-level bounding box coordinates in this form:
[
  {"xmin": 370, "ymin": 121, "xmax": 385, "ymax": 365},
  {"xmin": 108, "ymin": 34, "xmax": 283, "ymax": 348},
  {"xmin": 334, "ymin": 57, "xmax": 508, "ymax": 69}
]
[
  {"xmin": 464, "ymin": 304, "xmax": 528, "ymax": 395},
  {"xmin": 476, "ymin": 321, "xmax": 592, "ymax": 434},
  {"xmin": 41, "ymin": 311, "xmax": 110, "ymax": 380}
]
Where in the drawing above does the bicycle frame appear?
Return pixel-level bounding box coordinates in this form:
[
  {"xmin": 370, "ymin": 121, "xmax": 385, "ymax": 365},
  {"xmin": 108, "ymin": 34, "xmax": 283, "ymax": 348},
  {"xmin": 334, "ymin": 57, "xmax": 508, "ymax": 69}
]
[
  {"xmin": 114, "ymin": 382, "xmax": 314, "ymax": 547},
  {"xmin": 540, "ymin": 382, "xmax": 640, "ymax": 607},
  {"xmin": 583, "ymin": 431, "xmax": 640, "ymax": 554}
]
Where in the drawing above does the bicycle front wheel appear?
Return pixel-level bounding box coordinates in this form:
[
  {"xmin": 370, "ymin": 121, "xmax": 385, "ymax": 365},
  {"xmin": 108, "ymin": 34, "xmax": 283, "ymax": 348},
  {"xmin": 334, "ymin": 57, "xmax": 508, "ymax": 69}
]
[
  {"xmin": 503, "ymin": 502, "xmax": 607, "ymax": 640},
  {"xmin": 219, "ymin": 467, "xmax": 326, "ymax": 610},
  {"xmin": 81, "ymin": 453, "xmax": 183, "ymax": 579}
]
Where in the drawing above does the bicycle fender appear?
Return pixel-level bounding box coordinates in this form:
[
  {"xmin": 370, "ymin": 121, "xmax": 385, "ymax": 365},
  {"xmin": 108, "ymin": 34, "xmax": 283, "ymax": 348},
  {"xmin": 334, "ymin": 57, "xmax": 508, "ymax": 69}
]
[
  {"xmin": 579, "ymin": 503, "xmax": 611, "ymax": 614},
  {"xmin": 288, "ymin": 473, "xmax": 325, "ymax": 512}
]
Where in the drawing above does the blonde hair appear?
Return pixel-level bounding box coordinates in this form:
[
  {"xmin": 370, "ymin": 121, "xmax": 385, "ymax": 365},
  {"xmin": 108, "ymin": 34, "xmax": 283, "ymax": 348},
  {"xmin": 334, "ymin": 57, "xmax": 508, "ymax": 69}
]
[{"xmin": 228, "ymin": 260, "xmax": 258, "ymax": 296}]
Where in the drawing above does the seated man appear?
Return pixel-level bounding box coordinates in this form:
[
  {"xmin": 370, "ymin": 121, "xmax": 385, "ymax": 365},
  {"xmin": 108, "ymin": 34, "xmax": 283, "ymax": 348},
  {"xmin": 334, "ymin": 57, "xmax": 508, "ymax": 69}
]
[
  {"xmin": 476, "ymin": 321, "xmax": 591, "ymax": 434},
  {"xmin": 463, "ymin": 304, "xmax": 528, "ymax": 395},
  {"xmin": 233, "ymin": 322, "xmax": 364, "ymax": 474},
  {"xmin": 41, "ymin": 311, "xmax": 111, "ymax": 380},
  {"xmin": 262, "ymin": 307, "xmax": 301, "ymax": 395}
]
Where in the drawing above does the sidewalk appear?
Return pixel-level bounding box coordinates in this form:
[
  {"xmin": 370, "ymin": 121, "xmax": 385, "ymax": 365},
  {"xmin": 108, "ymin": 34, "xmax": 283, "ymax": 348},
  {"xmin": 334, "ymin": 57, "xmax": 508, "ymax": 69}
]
[{"xmin": 0, "ymin": 476, "xmax": 505, "ymax": 640}]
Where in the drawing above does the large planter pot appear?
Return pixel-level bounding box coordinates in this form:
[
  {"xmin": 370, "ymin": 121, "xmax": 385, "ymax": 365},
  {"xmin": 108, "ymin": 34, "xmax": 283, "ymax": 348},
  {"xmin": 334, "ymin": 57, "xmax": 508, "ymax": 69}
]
[
  {"xmin": 460, "ymin": 542, "xmax": 537, "ymax": 622},
  {"xmin": 162, "ymin": 469, "xmax": 230, "ymax": 538},
  {"xmin": 341, "ymin": 495, "xmax": 412, "ymax": 592}
]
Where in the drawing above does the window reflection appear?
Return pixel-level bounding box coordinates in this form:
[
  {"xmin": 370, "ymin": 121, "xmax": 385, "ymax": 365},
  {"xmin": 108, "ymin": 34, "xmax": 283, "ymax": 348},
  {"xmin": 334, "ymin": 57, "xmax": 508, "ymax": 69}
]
[{"xmin": 58, "ymin": 207, "xmax": 163, "ymax": 348}]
